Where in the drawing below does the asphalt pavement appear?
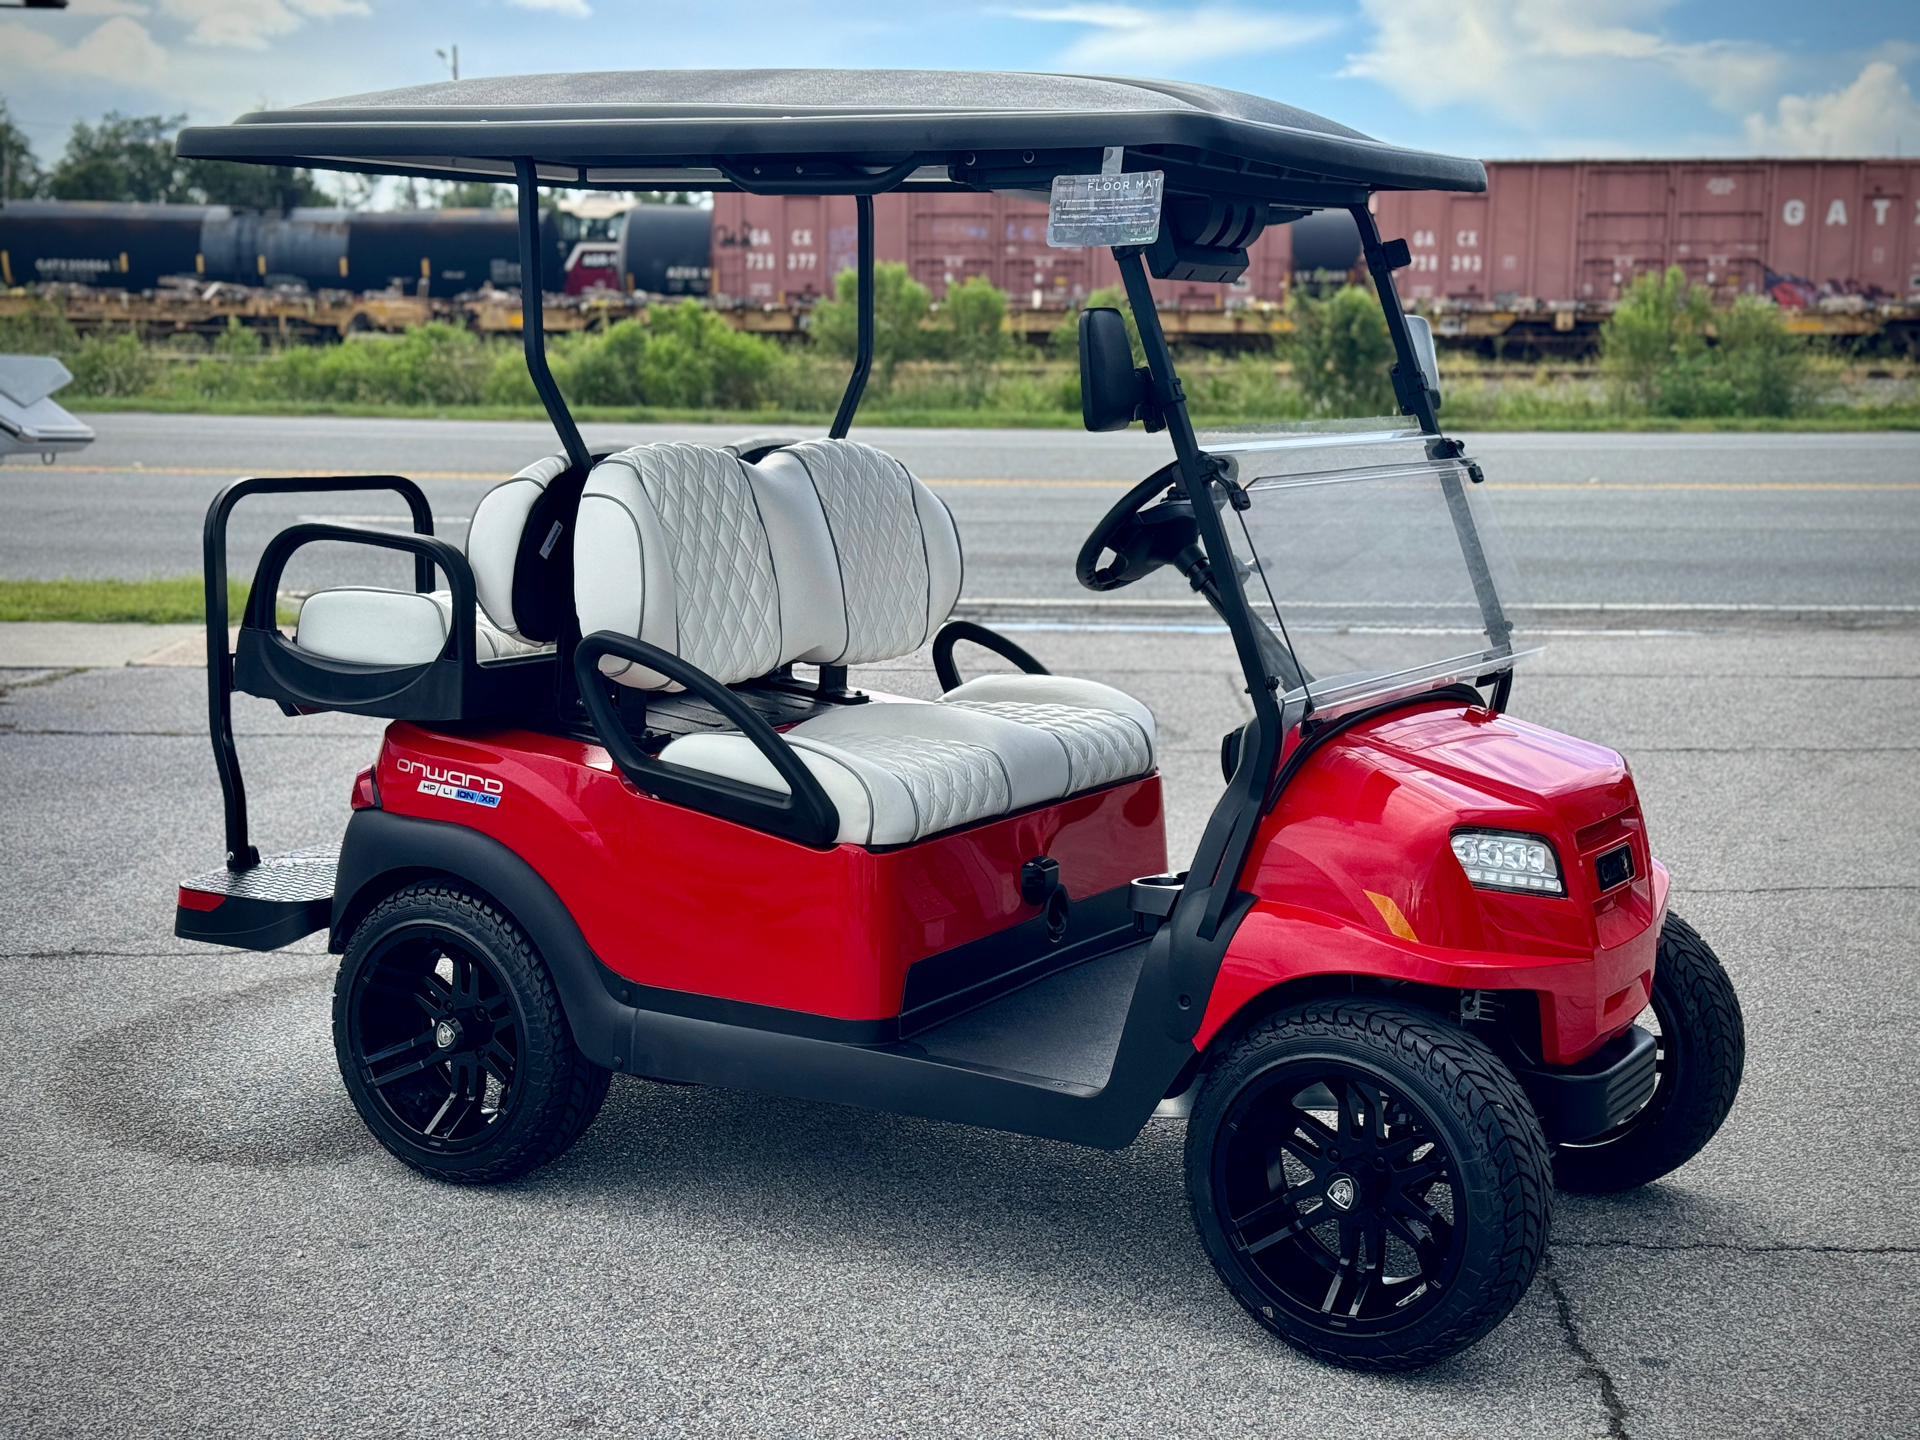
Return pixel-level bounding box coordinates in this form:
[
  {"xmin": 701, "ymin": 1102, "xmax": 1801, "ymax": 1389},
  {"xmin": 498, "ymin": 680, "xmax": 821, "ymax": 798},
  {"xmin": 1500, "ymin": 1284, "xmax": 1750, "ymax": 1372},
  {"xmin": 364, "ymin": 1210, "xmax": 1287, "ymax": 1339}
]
[
  {"xmin": 1, "ymin": 417, "xmax": 1917, "ymax": 1438},
  {"xmin": 4, "ymin": 414, "xmax": 1919, "ymax": 609}
]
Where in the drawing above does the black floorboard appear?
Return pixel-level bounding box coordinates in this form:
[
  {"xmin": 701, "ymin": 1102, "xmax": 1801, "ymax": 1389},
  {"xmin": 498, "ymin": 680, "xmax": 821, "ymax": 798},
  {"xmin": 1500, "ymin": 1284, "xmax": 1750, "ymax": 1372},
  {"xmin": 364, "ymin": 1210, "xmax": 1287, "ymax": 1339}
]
[{"xmin": 908, "ymin": 940, "xmax": 1149, "ymax": 1089}]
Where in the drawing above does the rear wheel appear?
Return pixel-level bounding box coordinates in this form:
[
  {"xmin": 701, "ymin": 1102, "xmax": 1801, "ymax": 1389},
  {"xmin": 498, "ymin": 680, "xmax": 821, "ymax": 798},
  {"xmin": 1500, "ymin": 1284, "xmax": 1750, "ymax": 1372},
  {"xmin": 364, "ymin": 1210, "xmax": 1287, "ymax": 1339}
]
[
  {"xmin": 1186, "ymin": 1000, "xmax": 1552, "ymax": 1371},
  {"xmin": 1552, "ymin": 913, "xmax": 1744, "ymax": 1193},
  {"xmin": 334, "ymin": 882, "xmax": 610, "ymax": 1184}
]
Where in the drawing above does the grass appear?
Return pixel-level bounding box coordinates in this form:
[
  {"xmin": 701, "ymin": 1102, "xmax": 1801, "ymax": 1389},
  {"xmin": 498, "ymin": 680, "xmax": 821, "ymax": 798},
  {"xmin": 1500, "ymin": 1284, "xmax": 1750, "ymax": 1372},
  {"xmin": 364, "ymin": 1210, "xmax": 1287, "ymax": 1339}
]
[
  {"xmin": 0, "ymin": 576, "xmax": 294, "ymax": 624},
  {"xmin": 60, "ymin": 393, "xmax": 1920, "ymax": 430}
]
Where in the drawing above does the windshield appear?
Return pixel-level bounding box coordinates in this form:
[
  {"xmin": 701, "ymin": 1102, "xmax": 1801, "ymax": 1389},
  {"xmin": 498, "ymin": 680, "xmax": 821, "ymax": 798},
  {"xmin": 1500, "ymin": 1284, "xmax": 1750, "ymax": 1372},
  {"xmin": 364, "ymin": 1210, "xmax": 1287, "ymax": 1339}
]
[{"xmin": 1203, "ymin": 424, "xmax": 1536, "ymax": 717}]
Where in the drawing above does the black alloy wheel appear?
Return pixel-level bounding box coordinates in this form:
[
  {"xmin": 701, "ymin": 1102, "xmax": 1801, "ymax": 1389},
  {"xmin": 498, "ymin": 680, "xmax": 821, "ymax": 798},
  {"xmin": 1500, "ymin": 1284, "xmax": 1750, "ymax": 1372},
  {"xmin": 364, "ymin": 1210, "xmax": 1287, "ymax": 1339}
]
[
  {"xmin": 1552, "ymin": 912, "xmax": 1744, "ymax": 1193},
  {"xmin": 1187, "ymin": 1000, "xmax": 1551, "ymax": 1371},
  {"xmin": 335, "ymin": 883, "xmax": 609, "ymax": 1184}
]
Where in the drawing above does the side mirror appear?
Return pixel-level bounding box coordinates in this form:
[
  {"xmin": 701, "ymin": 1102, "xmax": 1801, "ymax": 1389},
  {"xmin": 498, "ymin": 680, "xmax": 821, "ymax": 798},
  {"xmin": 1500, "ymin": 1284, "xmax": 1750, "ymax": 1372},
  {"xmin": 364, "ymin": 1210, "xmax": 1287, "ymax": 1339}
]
[
  {"xmin": 1079, "ymin": 307, "xmax": 1147, "ymax": 431},
  {"xmin": 1403, "ymin": 314, "xmax": 1442, "ymax": 408}
]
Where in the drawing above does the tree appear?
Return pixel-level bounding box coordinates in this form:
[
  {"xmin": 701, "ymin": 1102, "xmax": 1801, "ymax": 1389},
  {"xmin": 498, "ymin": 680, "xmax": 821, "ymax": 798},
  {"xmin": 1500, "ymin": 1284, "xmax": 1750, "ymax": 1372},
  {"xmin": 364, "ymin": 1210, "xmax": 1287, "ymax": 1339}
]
[
  {"xmin": 934, "ymin": 275, "xmax": 1010, "ymax": 403},
  {"xmin": 182, "ymin": 160, "xmax": 330, "ymax": 209},
  {"xmin": 49, "ymin": 113, "xmax": 184, "ymax": 202},
  {"xmin": 809, "ymin": 261, "xmax": 930, "ymax": 392},
  {"xmin": 45, "ymin": 111, "xmax": 328, "ymax": 208},
  {"xmin": 1, "ymin": 100, "xmax": 44, "ymax": 201},
  {"xmin": 441, "ymin": 181, "xmax": 508, "ymax": 209},
  {"xmin": 1291, "ymin": 284, "xmax": 1397, "ymax": 416}
]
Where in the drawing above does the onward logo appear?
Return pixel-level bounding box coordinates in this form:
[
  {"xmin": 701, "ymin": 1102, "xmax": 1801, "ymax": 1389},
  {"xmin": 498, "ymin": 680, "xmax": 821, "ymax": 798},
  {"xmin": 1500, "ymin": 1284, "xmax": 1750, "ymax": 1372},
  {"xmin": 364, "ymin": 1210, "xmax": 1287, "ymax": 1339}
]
[{"xmin": 395, "ymin": 758, "xmax": 503, "ymax": 809}]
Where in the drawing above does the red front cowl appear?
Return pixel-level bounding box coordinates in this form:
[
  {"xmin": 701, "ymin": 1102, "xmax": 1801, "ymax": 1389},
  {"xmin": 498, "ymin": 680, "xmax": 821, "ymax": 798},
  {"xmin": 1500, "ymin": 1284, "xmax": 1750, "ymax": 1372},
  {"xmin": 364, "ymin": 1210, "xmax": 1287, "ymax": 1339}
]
[
  {"xmin": 1199, "ymin": 701, "xmax": 1667, "ymax": 1065},
  {"xmin": 375, "ymin": 718, "xmax": 1167, "ymax": 1023}
]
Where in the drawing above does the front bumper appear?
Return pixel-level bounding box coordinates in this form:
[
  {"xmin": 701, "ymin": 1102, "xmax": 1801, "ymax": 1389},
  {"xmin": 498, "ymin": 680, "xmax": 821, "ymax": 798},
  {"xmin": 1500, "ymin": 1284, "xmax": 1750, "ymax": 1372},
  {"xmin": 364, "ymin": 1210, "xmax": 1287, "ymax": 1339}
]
[{"xmin": 1510, "ymin": 1024, "xmax": 1657, "ymax": 1143}]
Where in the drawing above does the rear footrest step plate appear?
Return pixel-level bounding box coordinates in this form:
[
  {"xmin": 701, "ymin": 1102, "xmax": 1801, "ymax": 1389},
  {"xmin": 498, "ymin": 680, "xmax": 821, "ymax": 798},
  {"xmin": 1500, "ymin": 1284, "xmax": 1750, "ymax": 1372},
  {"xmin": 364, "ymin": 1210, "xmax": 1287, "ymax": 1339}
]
[{"xmin": 175, "ymin": 848, "xmax": 337, "ymax": 951}]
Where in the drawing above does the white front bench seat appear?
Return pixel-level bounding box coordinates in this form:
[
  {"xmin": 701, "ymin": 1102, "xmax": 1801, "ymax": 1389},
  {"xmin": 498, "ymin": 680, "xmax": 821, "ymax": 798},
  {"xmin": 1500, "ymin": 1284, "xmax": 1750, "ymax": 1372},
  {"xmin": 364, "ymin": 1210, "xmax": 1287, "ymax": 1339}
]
[
  {"xmin": 292, "ymin": 455, "xmax": 568, "ymax": 666},
  {"xmin": 575, "ymin": 438, "xmax": 1157, "ymax": 845}
]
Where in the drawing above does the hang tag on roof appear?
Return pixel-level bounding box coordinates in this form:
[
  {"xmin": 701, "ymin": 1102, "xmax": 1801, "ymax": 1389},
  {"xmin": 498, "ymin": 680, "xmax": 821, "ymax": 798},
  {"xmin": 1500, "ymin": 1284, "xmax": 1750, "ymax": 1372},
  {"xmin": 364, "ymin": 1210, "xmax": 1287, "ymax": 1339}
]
[{"xmin": 1047, "ymin": 148, "xmax": 1164, "ymax": 249}]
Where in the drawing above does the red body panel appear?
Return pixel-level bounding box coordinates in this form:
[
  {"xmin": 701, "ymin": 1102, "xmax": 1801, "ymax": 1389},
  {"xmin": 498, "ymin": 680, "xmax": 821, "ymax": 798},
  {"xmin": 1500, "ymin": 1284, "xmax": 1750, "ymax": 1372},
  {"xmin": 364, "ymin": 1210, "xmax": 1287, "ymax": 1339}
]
[
  {"xmin": 1199, "ymin": 702, "xmax": 1665, "ymax": 1065},
  {"xmin": 376, "ymin": 718, "xmax": 1167, "ymax": 1022},
  {"xmin": 365, "ymin": 692, "xmax": 1662, "ymax": 1067}
]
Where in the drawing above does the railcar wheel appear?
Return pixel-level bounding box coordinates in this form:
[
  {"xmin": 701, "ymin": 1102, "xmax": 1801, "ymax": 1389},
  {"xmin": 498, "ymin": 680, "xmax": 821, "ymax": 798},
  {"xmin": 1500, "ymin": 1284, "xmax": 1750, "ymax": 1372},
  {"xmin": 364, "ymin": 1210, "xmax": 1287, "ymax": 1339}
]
[
  {"xmin": 1185, "ymin": 1000, "xmax": 1552, "ymax": 1371},
  {"xmin": 335, "ymin": 883, "xmax": 610, "ymax": 1184},
  {"xmin": 1552, "ymin": 913, "xmax": 1744, "ymax": 1193}
]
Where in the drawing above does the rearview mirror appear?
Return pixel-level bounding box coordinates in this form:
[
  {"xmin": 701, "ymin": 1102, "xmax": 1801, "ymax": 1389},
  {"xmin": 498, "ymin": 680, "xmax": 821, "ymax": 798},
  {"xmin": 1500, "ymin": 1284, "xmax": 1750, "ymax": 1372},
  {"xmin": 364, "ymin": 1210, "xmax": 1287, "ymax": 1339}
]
[
  {"xmin": 1403, "ymin": 314, "xmax": 1442, "ymax": 408},
  {"xmin": 1079, "ymin": 307, "xmax": 1146, "ymax": 432}
]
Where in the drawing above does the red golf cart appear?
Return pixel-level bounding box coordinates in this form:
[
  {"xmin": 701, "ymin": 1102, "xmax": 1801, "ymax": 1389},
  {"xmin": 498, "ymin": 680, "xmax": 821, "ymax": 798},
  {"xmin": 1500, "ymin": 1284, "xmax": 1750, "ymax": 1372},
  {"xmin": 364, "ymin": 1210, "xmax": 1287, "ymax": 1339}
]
[{"xmin": 172, "ymin": 71, "xmax": 1743, "ymax": 1371}]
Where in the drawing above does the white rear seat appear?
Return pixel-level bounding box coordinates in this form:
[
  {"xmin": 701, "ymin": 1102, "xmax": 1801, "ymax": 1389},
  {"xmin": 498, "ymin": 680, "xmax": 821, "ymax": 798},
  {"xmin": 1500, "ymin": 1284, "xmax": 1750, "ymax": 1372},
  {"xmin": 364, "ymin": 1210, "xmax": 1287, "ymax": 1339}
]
[
  {"xmin": 292, "ymin": 455, "xmax": 568, "ymax": 666},
  {"xmin": 576, "ymin": 438, "xmax": 1157, "ymax": 845}
]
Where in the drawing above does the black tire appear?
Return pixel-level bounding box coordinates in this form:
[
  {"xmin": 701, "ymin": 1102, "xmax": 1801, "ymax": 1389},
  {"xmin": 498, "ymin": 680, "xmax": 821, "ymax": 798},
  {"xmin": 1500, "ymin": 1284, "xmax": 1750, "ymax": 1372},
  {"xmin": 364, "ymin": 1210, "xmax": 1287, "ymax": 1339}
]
[
  {"xmin": 1553, "ymin": 912, "xmax": 1744, "ymax": 1193},
  {"xmin": 334, "ymin": 882, "xmax": 611, "ymax": 1184},
  {"xmin": 1185, "ymin": 1000, "xmax": 1552, "ymax": 1371}
]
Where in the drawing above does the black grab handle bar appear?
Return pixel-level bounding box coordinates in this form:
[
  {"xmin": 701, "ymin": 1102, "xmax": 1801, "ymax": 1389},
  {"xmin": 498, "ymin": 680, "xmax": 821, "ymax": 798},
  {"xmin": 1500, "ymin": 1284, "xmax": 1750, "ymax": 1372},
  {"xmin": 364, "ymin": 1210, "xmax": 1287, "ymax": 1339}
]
[
  {"xmin": 202, "ymin": 474, "xmax": 433, "ymax": 872},
  {"xmin": 245, "ymin": 523, "xmax": 478, "ymax": 668},
  {"xmin": 572, "ymin": 633, "xmax": 841, "ymax": 849},
  {"xmin": 931, "ymin": 620, "xmax": 1051, "ymax": 693}
]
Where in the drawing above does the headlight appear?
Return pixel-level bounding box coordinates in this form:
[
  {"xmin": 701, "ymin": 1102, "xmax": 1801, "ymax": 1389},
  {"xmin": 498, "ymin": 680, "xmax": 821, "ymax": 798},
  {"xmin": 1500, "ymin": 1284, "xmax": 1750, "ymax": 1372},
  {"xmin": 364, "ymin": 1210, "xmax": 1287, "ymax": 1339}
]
[{"xmin": 1450, "ymin": 828, "xmax": 1565, "ymax": 896}]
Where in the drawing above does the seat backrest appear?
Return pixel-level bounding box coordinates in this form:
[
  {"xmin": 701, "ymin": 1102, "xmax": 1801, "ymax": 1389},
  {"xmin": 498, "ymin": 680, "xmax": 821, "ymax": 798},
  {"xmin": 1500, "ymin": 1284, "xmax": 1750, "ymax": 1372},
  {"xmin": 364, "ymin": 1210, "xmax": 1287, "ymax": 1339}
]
[
  {"xmin": 465, "ymin": 454, "xmax": 581, "ymax": 642},
  {"xmin": 758, "ymin": 439, "xmax": 962, "ymax": 666},
  {"xmin": 573, "ymin": 439, "xmax": 963, "ymax": 691}
]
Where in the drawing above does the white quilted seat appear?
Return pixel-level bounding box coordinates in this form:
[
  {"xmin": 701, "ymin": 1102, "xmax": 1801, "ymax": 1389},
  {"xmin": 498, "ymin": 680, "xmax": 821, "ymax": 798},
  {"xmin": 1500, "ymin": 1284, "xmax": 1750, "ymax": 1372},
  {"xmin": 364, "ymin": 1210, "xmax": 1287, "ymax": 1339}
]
[
  {"xmin": 575, "ymin": 438, "xmax": 1157, "ymax": 845},
  {"xmin": 292, "ymin": 455, "xmax": 568, "ymax": 666}
]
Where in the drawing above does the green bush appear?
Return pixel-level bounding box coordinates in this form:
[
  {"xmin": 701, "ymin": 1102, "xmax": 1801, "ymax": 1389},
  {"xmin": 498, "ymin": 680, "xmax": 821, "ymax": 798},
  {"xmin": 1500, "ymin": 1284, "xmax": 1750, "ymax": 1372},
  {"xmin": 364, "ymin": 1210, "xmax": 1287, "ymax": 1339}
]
[
  {"xmin": 641, "ymin": 300, "xmax": 779, "ymax": 408},
  {"xmin": 1182, "ymin": 356, "xmax": 1308, "ymax": 421},
  {"xmin": 0, "ymin": 302, "xmax": 79, "ymax": 356},
  {"xmin": 1292, "ymin": 285, "xmax": 1396, "ymax": 416},
  {"xmin": 810, "ymin": 262, "xmax": 930, "ymax": 392},
  {"xmin": 559, "ymin": 320, "xmax": 649, "ymax": 406},
  {"xmin": 65, "ymin": 331, "xmax": 160, "ymax": 396},
  {"xmin": 1600, "ymin": 267, "xmax": 1813, "ymax": 418},
  {"xmin": 255, "ymin": 322, "xmax": 491, "ymax": 407}
]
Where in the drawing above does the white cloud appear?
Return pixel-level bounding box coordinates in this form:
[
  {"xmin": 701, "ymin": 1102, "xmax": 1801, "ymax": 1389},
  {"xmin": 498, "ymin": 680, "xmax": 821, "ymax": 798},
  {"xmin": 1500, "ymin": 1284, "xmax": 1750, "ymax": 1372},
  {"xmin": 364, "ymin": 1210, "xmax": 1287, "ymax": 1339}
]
[
  {"xmin": 1012, "ymin": 4, "xmax": 1338, "ymax": 67},
  {"xmin": 1743, "ymin": 62, "xmax": 1920, "ymax": 157},
  {"xmin": 157, "ymin": 0, "xmax": 366, "ymax": 50},
  {"xmin": 1346, "ymin": 0, "xmax": 1779, "ymax": 122},
  {"xmin": 0, "ymin": 17, "xmax": 169, "ymax": 82},
  {"xmin": 506, "ymin": 0, "xmax": 592, "ymax": 16},
  {"xmin": 67, "ymin": 0, "xmax": 153, "ymax": 15}
]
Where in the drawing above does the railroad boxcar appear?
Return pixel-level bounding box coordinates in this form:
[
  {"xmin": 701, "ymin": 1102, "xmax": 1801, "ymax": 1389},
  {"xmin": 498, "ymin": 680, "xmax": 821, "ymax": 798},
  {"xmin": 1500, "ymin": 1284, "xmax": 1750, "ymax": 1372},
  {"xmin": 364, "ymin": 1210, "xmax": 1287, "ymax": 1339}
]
[
  {"xmin": 1371, "ymin": 158, "xmax": 1920, "ymax": 309},
  {"xmin": 708, "ymin": 191, "xmax": 1298, "ymax": 310}
]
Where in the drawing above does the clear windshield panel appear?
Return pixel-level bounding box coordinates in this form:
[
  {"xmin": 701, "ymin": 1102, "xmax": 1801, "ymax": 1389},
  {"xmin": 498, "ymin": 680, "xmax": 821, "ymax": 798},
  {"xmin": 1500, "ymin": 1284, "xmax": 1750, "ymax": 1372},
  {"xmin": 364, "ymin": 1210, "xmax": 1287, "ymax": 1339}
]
[{"xmin": 1205, "ymin": 427, "xmax": 1537, "ymax": 715}]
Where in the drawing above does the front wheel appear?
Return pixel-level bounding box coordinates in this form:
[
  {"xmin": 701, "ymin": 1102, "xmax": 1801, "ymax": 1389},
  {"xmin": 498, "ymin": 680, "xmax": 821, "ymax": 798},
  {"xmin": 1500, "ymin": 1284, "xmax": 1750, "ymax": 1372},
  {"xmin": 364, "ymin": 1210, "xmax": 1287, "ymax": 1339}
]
[
  {"xmin": 334, "ymin": 882, "xmax": 610, "ymax": 1184},
  {"xmin": 1552, "ymin": 913, "xmax": 1744, "ymax": 1193},
  {"xmin": 1185, "ymin": 1000, "xmax": 1552, "ymax": 1371}
]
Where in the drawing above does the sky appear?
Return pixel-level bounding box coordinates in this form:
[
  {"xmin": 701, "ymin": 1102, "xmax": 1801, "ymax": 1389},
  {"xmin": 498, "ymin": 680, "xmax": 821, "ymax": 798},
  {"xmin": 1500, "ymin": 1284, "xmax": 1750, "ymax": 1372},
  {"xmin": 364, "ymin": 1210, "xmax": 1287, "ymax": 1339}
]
[{"xmin": 2, "ymin": 0, "xmax": 1916, "ymax": 183}]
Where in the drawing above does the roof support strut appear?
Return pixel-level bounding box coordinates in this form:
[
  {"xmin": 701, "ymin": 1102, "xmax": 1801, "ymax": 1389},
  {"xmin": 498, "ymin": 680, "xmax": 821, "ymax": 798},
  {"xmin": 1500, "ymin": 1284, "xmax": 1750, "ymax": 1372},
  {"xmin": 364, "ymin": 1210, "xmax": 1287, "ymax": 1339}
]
[
  {"xmin": 829, "ymin": 194, "xmax": 875, "ymax": 439},
  {"xmin": 515, "ymin": 159, "xmax": 590, "ymax": 472},
  {"xmin": 1113, "ymin": 246, "xmax": 1284, "ymax": 953},
  {"xmin": 1350, "ymin": 202, "xmax": 1440, "ymax": 436}
]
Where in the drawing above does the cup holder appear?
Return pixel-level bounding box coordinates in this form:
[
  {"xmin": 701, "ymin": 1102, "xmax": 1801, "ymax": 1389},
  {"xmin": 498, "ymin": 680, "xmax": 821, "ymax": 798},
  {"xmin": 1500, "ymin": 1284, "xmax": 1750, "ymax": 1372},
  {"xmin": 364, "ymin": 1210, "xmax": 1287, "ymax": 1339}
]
[{"xmin": 1129, "ymin": 872, "xmax": 1187, "ymax": 934}]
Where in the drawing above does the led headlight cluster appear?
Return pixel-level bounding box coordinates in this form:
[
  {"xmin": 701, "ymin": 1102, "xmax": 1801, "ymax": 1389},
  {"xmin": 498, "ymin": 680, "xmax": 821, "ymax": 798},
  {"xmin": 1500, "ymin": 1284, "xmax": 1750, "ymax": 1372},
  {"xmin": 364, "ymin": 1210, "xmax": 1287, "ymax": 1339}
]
[{"xmin": 1450, "ymin": 829, "xmax": 1565, "ymax": 896}]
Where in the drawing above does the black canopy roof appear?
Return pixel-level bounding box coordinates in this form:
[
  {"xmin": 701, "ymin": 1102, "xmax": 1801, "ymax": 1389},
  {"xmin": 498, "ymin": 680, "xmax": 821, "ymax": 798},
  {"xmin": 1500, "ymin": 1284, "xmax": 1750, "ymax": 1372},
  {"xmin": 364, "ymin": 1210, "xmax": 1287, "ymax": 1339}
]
[{"xmin": 175, "ymin": 69, "xmax": 1484, "ymax": 209}]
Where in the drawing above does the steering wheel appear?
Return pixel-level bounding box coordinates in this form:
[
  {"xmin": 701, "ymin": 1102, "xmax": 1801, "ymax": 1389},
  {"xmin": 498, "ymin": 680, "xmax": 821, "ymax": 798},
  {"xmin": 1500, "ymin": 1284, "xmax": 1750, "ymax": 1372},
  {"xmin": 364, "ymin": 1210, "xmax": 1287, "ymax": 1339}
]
[{"xmin": 1075, "ymin": 462, "xmax": 1205, "ymax": 592}]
